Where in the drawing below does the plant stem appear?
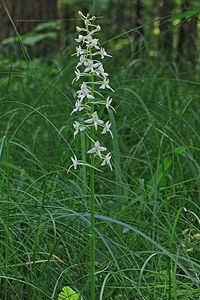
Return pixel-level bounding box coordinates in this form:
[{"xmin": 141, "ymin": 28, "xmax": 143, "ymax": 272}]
[
  {"xmin": 88, "ymin": 31, "xmax": 96, "ymax": 298},
  {"xmin": 81, "ymin": 131, "xmax": 87, "ymax": 194},
  {"xmin": 90, "ymin": 75, "xmax": 96, "ymax": 300},
  {"xmin": 90, "ymin": 154, "xmax": 95, "ymax": 300}
]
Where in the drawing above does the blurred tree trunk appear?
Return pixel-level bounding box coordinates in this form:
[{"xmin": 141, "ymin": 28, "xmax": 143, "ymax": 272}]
[
  {"xmin": 116, "ymin": 0, "xmax": 126, "ymax": 30},
  {"xmin": 177, "ymin": 0, "xmax": 197, "ymax": 64},
  {"xmin": 0, "ymin": 0, "xmax": 58, "ymax": 40},
  {"xmin": 130, "ymin": 0, "xmax": 144, "ymax": 57},
  {"xmin": 158, "ymin": 0, "xmax": 174, "ymax": 58}
]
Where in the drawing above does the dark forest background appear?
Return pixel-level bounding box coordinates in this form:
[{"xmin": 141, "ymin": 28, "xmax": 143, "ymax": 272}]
[{"xmin": 0, "ymin": 0, "xmax": 199, "ymax": 65}]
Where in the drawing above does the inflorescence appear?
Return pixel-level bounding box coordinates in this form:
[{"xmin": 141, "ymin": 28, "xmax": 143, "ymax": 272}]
[{"xmin": 70, "ymin": 11, "xmax": 115, "ymax": 171}]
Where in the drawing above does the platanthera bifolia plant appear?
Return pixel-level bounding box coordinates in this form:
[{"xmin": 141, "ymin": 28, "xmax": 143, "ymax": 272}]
[{"xmin": 69, "ymin": 11, "xmax": 115, "ymax": 300}]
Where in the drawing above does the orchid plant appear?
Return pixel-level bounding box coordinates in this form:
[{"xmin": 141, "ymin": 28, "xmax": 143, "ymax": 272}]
[
  {"xmin": 70, "ymin": 11, "xmax": 115, "ymax": 172},
  {"xmin": 69, "ymin": 11, "xmax": 115, "ymax": 300}
]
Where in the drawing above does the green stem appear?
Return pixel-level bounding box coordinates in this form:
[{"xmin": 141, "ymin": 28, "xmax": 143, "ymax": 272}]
[
  {"xmin": 81, "ymin": 131, "xmax": 87, "ymax": 194},
  {"xmin": 90, "ymin": 155, "xmax": 95, "ymax": 300},
  {"xmin": 90, "ymin": 74, "xmax": 96, "ymax": 300},
  {"xmin": 86, "ymin": 25, "xmax": 96, "ymax": 298}
]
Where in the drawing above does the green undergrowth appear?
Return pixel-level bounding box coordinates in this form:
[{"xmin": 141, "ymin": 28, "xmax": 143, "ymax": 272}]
[{"xmin": 0, "ymin": 55, "xmax": 200, "ymax": 299}]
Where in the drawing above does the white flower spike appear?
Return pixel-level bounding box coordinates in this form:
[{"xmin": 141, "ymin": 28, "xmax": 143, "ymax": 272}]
[{"xmin": 71, "ymin": 11, "xmax": 116, "ymax": 170}]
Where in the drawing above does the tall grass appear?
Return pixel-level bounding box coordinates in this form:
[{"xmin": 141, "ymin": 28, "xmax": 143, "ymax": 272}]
[{"xmin": 0, "ymin": 53, "xmax": 200, "ymax": 299}]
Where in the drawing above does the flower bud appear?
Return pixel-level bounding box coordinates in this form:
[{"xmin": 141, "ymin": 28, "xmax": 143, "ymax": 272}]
[
  {"xmin": 78, "ymin": 11, "xmax": 84, "ymax": 17},
  {"xmin": 76, "ymin": 26, "xmax": 83, "ymax": 32},
  {"xmin": 96, "ymin": 25, "xmax": 101, "ymax": 31}
]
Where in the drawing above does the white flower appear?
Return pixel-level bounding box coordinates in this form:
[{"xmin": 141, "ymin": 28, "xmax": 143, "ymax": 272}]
[
  {"xmin": 105, "ymin": 96, "xmax": 116, "ymax": 112},
  {"xmin": 76, "ymin": 45, "xmax": 85, "ymax": 57},
  {"xmin": 71, "ymin": 100, "xmax": 85, "ymax": 114},
  {"xmin": 100, "ymin": 78, "xmax": 111, "ymax": 89},
  {"xmin": 71, "ymin": 155, "xmax": 79, "ymax": 169},
  {"xmin": 68, "ymin": 155, "xmax": 87, "ymax": 172},
  {"xmin": 75, "ymin": 34, "xmax": 85, "ymax": 43},
  {"xmin": 87, "ymin": 141, "xmax": 107, "ymax": 156},
  {"xmin": 99, "ymin": 48, "xmax": 112, "ymax": 59},
  {"xmin": 74, "ymin": 69, "xmax": 81, "ymax": 81},
  {"xmin": 84, "ymin": 59, "xmax": 101, "ymax": 73},
  {"xmin": 96, "ymin": 25, "xmax": 101, "ymax": 32},
  {"xmin": 95, "ymin": 64, "xmax": 108, "ymax": 78},
  {"xmin": 77, "ymin": 82, "xmax": 94, "ymax": 101},
  {"xmin": 73, "ymin": 121, "xmax": 86, "ymax": 137},
  {"xmin": 84, "ymin": 59, "xmax": 94, "ymax": 72},
  {"xmin": 102, "ymin": 121, "xmax": 112, "ymax": 136},
  {"xmin": 77, "ymin": 55, "xmax": 87, "ymax": 67},
  {"xmin": 84, "ymin": 111, "xmax": 104, "ymax": 130},
  {"xmin": 101, "ymin": 153, "xmax": 112, "ymax": 168},
  {"xmin": 85, "ymin": 36, "xmax": 100, "ymax": 49}
]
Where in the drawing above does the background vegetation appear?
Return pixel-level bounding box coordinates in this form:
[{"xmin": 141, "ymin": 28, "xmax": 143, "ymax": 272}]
[{"xmin": 0, "ymin": 0, "xmax": 200, "ymax": 299}]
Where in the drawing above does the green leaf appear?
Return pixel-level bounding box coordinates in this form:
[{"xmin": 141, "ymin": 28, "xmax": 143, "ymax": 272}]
[
  {"xmin": 175, "ymin": 146, "xmax": 187, "ymax": 154},
  {"xmin": 58, "ymin": 286, "xmax": 80, "ymax": 300},
  {"xmin": 22, "ymin": 32, "xmax": 57, "ymax": 45},
  {"xmin": 35, "ymin": 21, "xmax": 61, "ymax": 31},
  {"xmin": 147, "ymin": 156, "xmax": 173, "ymax": 202},
  {"xmin": 1, "ymin": 36, "xmax": 19, "ymax": 45},
  {"xmin": 1, "ymin": 32, "xmax": 57, "ymax": 46},
  {"xmin": 149, "ymin": 157, "xmax": 172, "ymax": 189}
]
